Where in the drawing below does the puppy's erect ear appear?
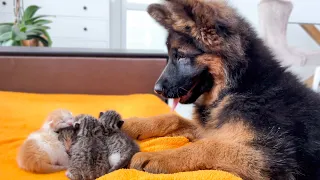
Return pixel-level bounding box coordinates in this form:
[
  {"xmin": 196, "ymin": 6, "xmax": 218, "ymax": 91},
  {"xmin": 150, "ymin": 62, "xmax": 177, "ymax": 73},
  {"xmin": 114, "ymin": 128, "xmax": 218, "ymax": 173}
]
[
  {"xmin": 147, "ymin": 3, "xmax": 173, "ymax": 30},
  {"xmin": 152, "ymin": 0, "xmax": 238, "ymax": 52},
  {"xmin": 99, "ymin": 112, "xmax": 104, "ymax": 119},
  {"xmin": 165, "ymin": 0, "xmax": 231, "ymax": 27}
]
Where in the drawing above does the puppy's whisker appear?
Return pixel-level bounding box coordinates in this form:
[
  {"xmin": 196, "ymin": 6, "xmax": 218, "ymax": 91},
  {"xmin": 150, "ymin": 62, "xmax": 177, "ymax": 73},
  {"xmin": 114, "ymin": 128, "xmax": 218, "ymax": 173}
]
[
  {"xmin": 176, "ymin": 91, "xmax": 180, "ymax": 98},
  {"xmin": 179, "ymin": 87, "xmax": 188, "ymax": 92}
]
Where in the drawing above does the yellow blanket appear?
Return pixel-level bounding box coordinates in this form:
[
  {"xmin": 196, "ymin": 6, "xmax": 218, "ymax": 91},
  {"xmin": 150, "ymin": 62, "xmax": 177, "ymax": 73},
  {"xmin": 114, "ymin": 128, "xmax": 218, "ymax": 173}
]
[{"xmin": 0, "ymin": 91, "xmax": 240, "ymax": 180}]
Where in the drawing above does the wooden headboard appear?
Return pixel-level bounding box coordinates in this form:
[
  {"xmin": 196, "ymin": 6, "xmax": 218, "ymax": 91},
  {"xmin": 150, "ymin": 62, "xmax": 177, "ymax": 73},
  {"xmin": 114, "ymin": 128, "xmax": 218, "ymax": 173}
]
[{"xmin": 0, "ymin": 47, "xmax": 168, "ymax": 95}]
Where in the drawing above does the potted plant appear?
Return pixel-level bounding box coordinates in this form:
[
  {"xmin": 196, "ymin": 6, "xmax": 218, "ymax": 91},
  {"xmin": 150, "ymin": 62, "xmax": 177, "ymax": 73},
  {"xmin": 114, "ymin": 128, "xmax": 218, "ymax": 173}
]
[{"xmin": 0, "ymin": 2, "xmax": 53, "ymax": 47}]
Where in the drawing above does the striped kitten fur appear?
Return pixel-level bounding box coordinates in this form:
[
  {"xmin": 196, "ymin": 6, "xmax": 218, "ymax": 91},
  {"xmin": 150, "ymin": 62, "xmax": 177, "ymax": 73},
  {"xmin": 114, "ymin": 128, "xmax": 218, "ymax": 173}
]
[
  {"xmin": 99, "ymin": 110, "xmax": 140, "ymax": 173},
  {"xmin": 66, "ymin": 114, "xmax": 110, "ymax": 180}
]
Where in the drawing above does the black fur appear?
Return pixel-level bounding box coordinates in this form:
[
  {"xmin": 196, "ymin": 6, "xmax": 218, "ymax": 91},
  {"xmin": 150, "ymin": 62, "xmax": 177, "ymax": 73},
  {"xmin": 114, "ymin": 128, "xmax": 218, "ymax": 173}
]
[
  {"xmin": 150, "ymin": 1, "xmax": 320, "ymax": 179},
  {"xmin": 194, "ymin": 16, "xmax": 320, "ymax": 180}
]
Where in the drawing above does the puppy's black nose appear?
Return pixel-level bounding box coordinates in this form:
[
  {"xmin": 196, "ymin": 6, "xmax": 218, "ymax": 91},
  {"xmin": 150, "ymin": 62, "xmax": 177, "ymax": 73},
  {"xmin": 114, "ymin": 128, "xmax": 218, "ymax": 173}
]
[{"xmin": 154, "ymin": 83, "xmax": 163, "ymax": 95}]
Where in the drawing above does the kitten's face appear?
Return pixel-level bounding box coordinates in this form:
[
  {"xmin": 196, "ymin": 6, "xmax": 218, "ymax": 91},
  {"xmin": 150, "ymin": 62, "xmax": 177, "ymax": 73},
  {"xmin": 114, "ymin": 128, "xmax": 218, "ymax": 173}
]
[
  {"xmin": 46, "ymin": 109, "xmax": 75, "ymax": 132},
  {"xmin": 98, "ymin": 110, "xmax": 124, "ymax": 130},
  {"xmin": 73, "ymin": 115, "xmax": 102, "ymax": 136},
  {"xmin": 57, "ymin": 127, "xmax": 76, "ymax": 155}
]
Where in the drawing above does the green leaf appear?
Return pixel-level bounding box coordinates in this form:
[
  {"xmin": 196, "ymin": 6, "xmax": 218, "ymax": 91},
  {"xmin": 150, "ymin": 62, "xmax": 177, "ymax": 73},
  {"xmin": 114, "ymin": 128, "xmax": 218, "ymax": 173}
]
[
  {"xmin": 12, "ymin": 25, "xmax": 27, "ymax": 41},
  {"xmin": 41, "ymin": 30, "xmax": 52, "ymax": 46},
  {"xmin": 0, "ymin": 32, "xmax": 12, "ymax": 41},
  {"xmin": 12, "ymin": 40, "xmax": 22, "ymax": 46},
  {"xmin": 25, "ymin": 31, "xmax": 38, "ymax": 36},
  {"xmin": 29, "ymin": 30, "xmax": 43, "ymax": 34},
  {"xmin": 25, "ymin": 25, "xmax": 49, "ymax": 33},
  {"xmin": 22, "ymin": 5, "xmax": 40, "ymax": 22},
  {"xmin": 0, "ymin": 24, "xmax": 13, "ymax": 34},
  {"xmin": 0, "ymin": 23, "xmax": 14, "ymax": 26},
  {"xmin": 24, "ymin": 15, "xmax": 55, "ymax": 25},
  {"xmin": 20, "ymin": 26, "xmax": 27, "ymax": 32},
  {"xmin": 42, "ymin": 26, "xmax": 50, "ymax": 29},
  {"xmin": 34, "ymin": 19, "xmax": 52, "ymax": 26},
  {"xmin": 1, "ymin": 40, "xmax": 14, "ymax": 46},
  {"xmin": 27, "ymin": 35, "xmax": 49, "ymax": 47}
]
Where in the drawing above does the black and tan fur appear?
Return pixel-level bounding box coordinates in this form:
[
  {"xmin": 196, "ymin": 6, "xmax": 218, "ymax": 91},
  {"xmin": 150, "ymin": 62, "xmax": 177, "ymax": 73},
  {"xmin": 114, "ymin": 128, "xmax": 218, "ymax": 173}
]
[{"xmin": 122, "ymin": 0, "xmax": 320, "ymax": 179}]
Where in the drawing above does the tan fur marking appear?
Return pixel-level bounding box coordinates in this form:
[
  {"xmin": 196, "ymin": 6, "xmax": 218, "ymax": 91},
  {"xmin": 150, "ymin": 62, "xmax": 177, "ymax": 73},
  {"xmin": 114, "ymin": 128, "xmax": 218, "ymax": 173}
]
[
  {"xmin": 196, "ymin": 54, "xmax": 226, "ymax": 105},
  {"xmin": 206, "ymin": 120, "xmax": 255, "ymax": 143},
  {"xmin": 64, "ymin": 137, "xmax": 72, "ymax": 152},
  {"xmin": 124, "ymin": 112, "xmax": 268, "ymax": 179},
  {"xmin": 130, "ymin": 134, "xmax": 266, "ymax": 179},
  {"xmin": 123, "ymin": 113, "xmax": 200, "ymax": 141},
  {"xmin": 167, "ymin": 0, "xmax": 233, "ymax": 52}
]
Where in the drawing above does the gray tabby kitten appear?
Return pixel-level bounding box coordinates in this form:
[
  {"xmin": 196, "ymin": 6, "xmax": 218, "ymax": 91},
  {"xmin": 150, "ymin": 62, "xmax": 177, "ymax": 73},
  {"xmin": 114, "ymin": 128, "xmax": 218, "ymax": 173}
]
[
  {"xmin": 66, "ymin": 114, "xmax": 110, "ymax": 180},
  {"xmin": 57, "ymin": 126, "xmax": 77, "ymax": 157},
  {"xmin": 98, "ymin": 110, "xmax": 140, "ymax": 173}
]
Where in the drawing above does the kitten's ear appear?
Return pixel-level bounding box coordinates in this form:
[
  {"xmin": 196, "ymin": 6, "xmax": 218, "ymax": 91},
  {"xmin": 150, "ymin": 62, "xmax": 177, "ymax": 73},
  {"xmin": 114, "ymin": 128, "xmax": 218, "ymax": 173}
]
[
  {"xmin": 99, "ymin": 112, "xmax": 104, "ymax": 118},
  {"xmin": 117, "ymin": 120, "xmax": 124, "ymax": 129},
  {"xmin": 93, "ymin": 126, "xmax": 103, "ymax": 135},
  {"xmin": 74, "ymin": 122, "xmax": 80, "ymax": 129}
]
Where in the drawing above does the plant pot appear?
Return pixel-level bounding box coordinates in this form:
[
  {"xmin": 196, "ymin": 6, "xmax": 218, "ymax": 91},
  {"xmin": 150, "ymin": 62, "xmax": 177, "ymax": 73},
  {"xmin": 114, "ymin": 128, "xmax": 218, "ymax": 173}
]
[{"xmin": 21, "ymin": 39, "xmax": 40, "ymax": 46}]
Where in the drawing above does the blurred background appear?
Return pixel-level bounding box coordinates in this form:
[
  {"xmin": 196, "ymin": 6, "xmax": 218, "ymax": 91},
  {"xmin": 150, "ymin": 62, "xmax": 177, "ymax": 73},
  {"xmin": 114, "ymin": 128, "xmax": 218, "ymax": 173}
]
[
  {"xmin": 1, "ymin": 0, "xmax": 320, "ymax": 118},
  {"xmin": 0, "ymin": 0, "xmax": 318, "ymax": 51}
]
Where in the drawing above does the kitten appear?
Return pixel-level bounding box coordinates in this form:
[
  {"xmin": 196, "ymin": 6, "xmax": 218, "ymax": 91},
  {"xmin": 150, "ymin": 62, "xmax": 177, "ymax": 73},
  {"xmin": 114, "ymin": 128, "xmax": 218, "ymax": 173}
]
[
  {"xmin": 57, "ymin": 126, "xmax": 77, "ymax": 157},
  {"xmin": 17, "ymin": 109, "xmax": 75, "ymax": 173},
  {"xmin": 66, "ymin": 114, "xmax": 110, "ymax": 180},
  {"xmin": 98, "ymin": 110, "xmax": 140, "ymax": 173}
]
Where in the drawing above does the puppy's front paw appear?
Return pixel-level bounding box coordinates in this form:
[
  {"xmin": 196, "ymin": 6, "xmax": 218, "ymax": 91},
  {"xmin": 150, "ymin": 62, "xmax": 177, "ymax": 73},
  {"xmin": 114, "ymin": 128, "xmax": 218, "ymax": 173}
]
[
  {"xmin": 129, "ymin": 152, "xmax": 175, "ymax": 174},
  {"xmin": 122, "ymin": 117, "xmax": 149, "ymax": 140}
]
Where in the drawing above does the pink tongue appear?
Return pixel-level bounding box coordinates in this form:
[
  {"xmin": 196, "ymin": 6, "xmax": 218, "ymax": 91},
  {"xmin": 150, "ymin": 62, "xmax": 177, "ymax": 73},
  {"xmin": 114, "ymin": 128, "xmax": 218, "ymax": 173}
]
[{"xmin": 171, "ymin": 98, "xmax": 180, "ymax": 111}]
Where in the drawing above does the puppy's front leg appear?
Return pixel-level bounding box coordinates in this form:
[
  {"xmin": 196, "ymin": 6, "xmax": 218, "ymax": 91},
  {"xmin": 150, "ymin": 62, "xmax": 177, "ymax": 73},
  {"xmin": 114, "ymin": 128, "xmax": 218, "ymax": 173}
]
[{"xmin": 122, "ymin": 113, "xmax": 200, "ymax": 141}]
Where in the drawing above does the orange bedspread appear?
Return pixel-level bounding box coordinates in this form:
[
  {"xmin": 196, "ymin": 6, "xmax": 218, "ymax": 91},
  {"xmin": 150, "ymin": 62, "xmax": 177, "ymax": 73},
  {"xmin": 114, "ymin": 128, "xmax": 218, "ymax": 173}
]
[{"xmin": 0, "ymin": 91, "xmax": 240, "ymax": 180}]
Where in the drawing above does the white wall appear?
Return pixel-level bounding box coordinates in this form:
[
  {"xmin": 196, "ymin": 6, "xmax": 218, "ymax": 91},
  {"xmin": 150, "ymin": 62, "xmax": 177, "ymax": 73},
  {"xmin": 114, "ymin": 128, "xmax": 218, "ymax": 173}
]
[
  {"xmin": 229, "ymin": 0, "xmax": 320, "ymax": 51},
  {"xmin": 123, "ymin": 0, "xmax": 320, "ymax": 51}
]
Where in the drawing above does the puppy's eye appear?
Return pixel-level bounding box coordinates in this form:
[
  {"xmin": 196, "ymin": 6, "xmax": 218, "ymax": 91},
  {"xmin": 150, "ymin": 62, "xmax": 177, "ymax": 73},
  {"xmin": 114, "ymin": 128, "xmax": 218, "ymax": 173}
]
[{"xmin": 176, "ymin": 52, "xmax": 186, "ymax": 60}]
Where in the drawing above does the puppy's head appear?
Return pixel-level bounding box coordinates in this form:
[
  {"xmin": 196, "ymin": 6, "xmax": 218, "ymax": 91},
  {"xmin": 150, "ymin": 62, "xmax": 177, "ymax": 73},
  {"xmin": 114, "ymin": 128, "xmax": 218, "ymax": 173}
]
[{"xmin": 149, "ymin": 0, "xmax": 251, "ymax": 105}]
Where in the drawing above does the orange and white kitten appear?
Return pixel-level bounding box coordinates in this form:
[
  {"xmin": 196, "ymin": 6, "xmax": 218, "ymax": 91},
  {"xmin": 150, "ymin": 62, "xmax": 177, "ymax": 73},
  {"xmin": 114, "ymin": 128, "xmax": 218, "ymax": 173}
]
[{"xmin": 17, "ymin": 109, "xmax": 75, "ymax": 173}]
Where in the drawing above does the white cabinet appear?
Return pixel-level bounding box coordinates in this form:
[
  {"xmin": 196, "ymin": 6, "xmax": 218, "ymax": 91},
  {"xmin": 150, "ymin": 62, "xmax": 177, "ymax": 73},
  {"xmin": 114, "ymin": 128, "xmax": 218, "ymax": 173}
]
[
  {"xmin": 48, "ymin": 17, "xmax": 109, "ymax": 41},
  {"xmin": 0, "ymin": 0, "xmax": 110, "ymax": 48},
  {"xmin": 24, "ymin": 0, "xmax": 109, "ymax": 18},
  {"xmin": 0, "ymin": 0, "xmax": 13, "ymax": 13}
]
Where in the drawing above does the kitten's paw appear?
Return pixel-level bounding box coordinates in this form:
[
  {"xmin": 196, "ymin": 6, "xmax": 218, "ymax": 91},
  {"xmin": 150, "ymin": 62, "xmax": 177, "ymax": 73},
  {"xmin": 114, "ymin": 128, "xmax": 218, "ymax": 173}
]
[
  {"xmin": 65, "ymin": 170, "xmax": 74, "ymax": 180},
  {"xmin": 107, "ymin": 168, "xmax": 116, "ymax": 174}
]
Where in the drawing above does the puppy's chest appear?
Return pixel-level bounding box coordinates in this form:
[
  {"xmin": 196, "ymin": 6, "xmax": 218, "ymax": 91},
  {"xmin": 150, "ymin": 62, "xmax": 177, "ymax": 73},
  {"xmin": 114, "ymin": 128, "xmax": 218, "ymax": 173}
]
[{"xmin": 195, "ymin": 104, "xmax": 213, "ymax": 126}]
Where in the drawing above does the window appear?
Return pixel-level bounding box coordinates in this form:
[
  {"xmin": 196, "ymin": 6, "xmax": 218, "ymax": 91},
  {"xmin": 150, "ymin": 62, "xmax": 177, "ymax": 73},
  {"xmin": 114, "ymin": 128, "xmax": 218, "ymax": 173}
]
[
  {"xmin": 110, "ymin": 0, "xmax": 167, "ymax": 51},
  {"xmin": 126, "ymin": 10, "xmax": 167, "ymax": 50}
]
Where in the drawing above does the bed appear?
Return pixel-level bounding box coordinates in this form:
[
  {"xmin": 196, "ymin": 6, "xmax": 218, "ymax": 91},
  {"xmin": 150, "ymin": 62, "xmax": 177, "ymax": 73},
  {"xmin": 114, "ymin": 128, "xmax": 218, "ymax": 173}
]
[{"xmin": 0, "ymin": 47, "xmax": 240, "ymax": 180}]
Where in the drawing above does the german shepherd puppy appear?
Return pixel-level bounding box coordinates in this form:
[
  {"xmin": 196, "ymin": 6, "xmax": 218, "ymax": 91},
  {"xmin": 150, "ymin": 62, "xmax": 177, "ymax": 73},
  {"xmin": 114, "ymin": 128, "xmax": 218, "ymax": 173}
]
[{"xmin": 122, "ymin": 0, "xmax": 320, "ymax": 179}]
